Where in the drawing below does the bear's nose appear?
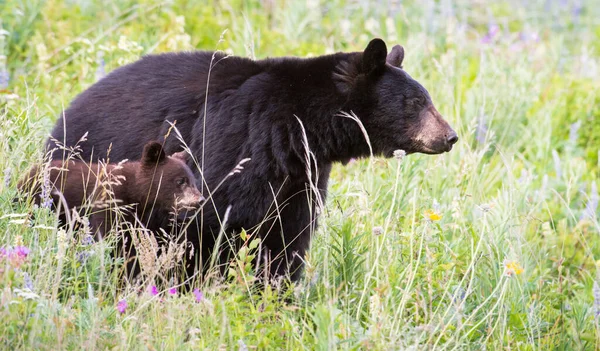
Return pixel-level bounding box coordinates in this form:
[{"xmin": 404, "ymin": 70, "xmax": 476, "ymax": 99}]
[{"xmin": 446, "ymin": 131, "xmax": 459, "ymax": 145}]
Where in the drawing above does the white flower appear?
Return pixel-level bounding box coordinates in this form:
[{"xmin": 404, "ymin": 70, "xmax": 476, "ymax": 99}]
[{"xmin": 393, "ymin": 149, "xmax": 406, "ymax": 161}]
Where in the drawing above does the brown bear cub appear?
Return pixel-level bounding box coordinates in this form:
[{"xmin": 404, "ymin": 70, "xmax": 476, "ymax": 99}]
[{"xmin": 18, "ymin": 141, "xmax": 204, "ymax": 239}]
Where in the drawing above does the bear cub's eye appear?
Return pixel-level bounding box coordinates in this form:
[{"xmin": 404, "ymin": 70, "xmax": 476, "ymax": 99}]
[
  {"xmin": 408, "ymin": 97, "xmax": 425, "ymax": 106},
  {"xmin": 176, "ymin": 177, "xmax": 188, "ymax": 186}
]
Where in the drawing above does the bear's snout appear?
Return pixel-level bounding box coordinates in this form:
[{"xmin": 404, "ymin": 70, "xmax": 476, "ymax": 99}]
[
  {"xmin": 446, "ymin": 130, "xmax": 459, "ymax": 146},
  {"xmin": 176, "ymin": 187, "xmax": 205, "ymax": 210},
  {"xmin": 444, "ymin": 129, "xmax": 459, "ymax": 151},
  {"xmin": 414, "ymin": 105, "xmax": 458, "ymax": 154}
]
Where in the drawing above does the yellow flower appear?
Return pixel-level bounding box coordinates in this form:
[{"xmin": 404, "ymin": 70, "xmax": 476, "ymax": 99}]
[
  {"xmin": 503, "ymin": 260, "xmax": 524, "ymax": 276},
  {"xmin": 423, "ymin": 209, "xmax": 442, "ymax": 221}
]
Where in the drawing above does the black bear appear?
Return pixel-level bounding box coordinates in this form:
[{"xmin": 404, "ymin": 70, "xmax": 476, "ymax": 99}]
[
  {"xmin": 20, "ymin": 141, "xmax": 204, "ymax": 279},
  {"xmin": 20, "ymin": 141, "xmax": 203, "ymax": 235},
  {"xmin": 46, "ymin": 38, "xmax": 458, "ymax": 283}
]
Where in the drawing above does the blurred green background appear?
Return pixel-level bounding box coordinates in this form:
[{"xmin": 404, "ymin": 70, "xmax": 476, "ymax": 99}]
[{"xmin": 0, "ymin": 0, "xmax": 599, "ymax": 349}]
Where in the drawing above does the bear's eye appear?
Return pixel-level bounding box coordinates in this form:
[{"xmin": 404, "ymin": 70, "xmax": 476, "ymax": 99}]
[
  {"xmin": 176, "ymin": 178, "xmax": 187, "ymax": 186},
  {"xmin": 407, "ymin": 97, "xmax": 423, "ymax": 106}
]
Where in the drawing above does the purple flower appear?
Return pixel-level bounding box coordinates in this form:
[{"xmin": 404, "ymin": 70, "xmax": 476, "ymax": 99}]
[
  {"xmin": 0, "ymin": 68, "xmax": 9, "ymax": 89},
  {"xmin": 569, "ymin": 121, "xmax": 582, "ymax": 144},
  {"xmin": 148, "ymin": 285, "xmax": 159, "ymax": 296},
  {"xmin": 1, "ymin": 245, "xmax": 30, "ymax": 268},
  {"xmin": 594, "ymin": 281, "xmax": 600, "ymax": 318},
  {"xmin": 76, "ymin": 251, "xmax": 91, "ymax": 265},
  {"xmin": 81, "ymin": 234, "xmax": 94, "ymax": 246},
  {"xmin": 23, "ymin": 272, "xmax": 34, "ymax": 290},
  {"xmin": 96, "ymin": 51, "xmax": 106, "ymax": 81},
  {"xmin": 193, "ymin": 288, "xmax": 203, "ymax": 303},
  {"xmin": 3, "ymin": 167, "xmax": 11, "ymax": 187},
  {"xmin": 476, "ymin": 115, "xmax": 488, "ymax": 144},
  {"xmin": 39, "ymin": 169, "xmax": 53, "ymax": 209},
  {"xmin": 168, "ymin": 287, "xmax": 177, "ymax": 295},
  {"xmin": 581, "ymin": 181, "xmax": 598, "ymax": 221},
  {"xmin": 13, "ymin": 246, "xmax": 30, "ymax": 259},
  {"xmin": 117, "ymin": 299, "xmax": 127, "ymax": 314},
  {"xmin": 481, "ymin": 23, "xmax": 499, "ymax": 44}
]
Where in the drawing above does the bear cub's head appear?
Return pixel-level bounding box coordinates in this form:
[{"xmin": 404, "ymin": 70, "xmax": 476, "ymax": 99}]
[
  {"xmin": 137, "ymin": 141, "xmax": 204, "ymax": 215},
  {"xmin": 337, "ymin": 38, "xmax": 458, "ymax": 157}
]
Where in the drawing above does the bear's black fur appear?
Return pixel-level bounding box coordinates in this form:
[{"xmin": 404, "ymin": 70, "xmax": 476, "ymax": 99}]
[{"xmin": 47, "ymin": 38, "xmax": 457, "ymax": 283}]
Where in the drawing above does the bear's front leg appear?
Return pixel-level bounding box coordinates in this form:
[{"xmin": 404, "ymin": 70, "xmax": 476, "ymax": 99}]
[
  {"xmin": 257, "ymin": 187, "xmax": 321, "ymax": 284},
  {"xmin": 89, "ymin": 210, "xmax": 110, "ymax": 241}
]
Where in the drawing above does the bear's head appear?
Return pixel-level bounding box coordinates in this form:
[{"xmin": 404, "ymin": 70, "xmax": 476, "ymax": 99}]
[
  {"xmin": 335, "ymin": 38, "xmax": 458, "ymax": 157},
  {"xmin": 136, "ymin": 141, "xmax": 204, "ymax": 215}
]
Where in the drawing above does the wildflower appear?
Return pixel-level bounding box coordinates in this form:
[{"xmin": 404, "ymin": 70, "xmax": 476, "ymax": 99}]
[
  {"xmin": 478, "ymin": 203, "xmax": 495, "ymax": 213},
  {"xmin": 569, "ymin": 121, "xmax": 581, "ymax": 144},
  {"xmin": 81, "ymin": 233, "xmax": 94, "ymax": 246},
  {"xmin": 0, "ymin": 55, "xmax": 9, "ymax": 89},
  {"xmin": 552, "ymin": 150, "xmax": 562, "ymax": 179},
  {"xmin": 168, "ymin": 287, "xmax": 177, "ymax": 295},
  {"xmin": 432, "ymin": 198, "xmax": 441, "ymax": 212},
  {"xmin": 76, "ymin": 251, "xmax": 91, "ymax": 265},
  {"xmin": 3, "ymin": 167, "xmax": 11, "ymax": 187},
  {"xmin": 594, "ymin": 281, "xmax": 600, "ymax": 319},
  {"xmin": 193, "ymin": 288, "xmax": 203, "ymax": 303},
  {"xmin": 56, "ymin": 229, "xmax": 67, "ymax": 262},
  {"xmin": 452, "ymin": 286, "xmax": 466, "ymax": 305},
  {"xmin": 503, "ymin": 260, "xmax": 524, "ymax": 277},
  {"xmin": 481, "ymin": 23, "xmax": 499, "ymax": 44},
  {"xmin": 148, "ymin": 285, "xmax": 159, "ymax": 296},
  {"xmin": 476, "ymin": 115, "xmax": 488, "ymax": 144},
  {"xmin": 393, "ymin": 149, "xmax": 406, "ymax": 161},
  {"xmin": 0, "ymin": 245, "xmax": 30, "ymax": 268},
  {"xmin": 423, "ymin": 209, "xmax": 442, "ymax": 221},
  {"xmin": 22, "ymin": 271, "xmax": 34, "ymax": 291},
  {"xmin": 238, "ymin": 339, "xmax": 248, "ymax": 351},
  {"xmin": 13, "ymin": 246, "xmax": 30, "ymax": 259},
  {"xmin": 39, "ymin": 167, "xmax": 53, "ymax": 209},
  {"xmin": 309, "ymin": 271, "xmax": 319, "ymax": 288},
  {"xmin": 117, "ymin": 299, "xmax": 127, "ymax": 314},
  {"xmin": 372, "ymin": 226, "xmax": 383, "ymax": 236},
  {"xmin": 581, "ymin": 181, "xmax": 598, "ymax": 221},
  {"xmin": 95, "ymin": 51, "xmax": 106, "ymax": 81}
]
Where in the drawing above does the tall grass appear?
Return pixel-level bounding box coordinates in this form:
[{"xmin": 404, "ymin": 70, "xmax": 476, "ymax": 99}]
[{"xmin": 1, "ymin": 0, "xmax": 599, "ymax": 349}]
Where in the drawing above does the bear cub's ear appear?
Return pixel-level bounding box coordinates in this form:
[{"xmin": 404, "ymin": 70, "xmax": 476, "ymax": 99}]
[
  {"xmin": 169, "ymin": 151, "xmax": 189, "ymax": 162},
  {"xmin": 362, "ymin": 38, "xmax": 388, "ymax": 74},
  {"xmin": 142, "ymin": 141, "xmax": 166, "ymax": 166},
  {"xmin": 386, "ymin": 45, "xmax": 404, "ymax": 68}
]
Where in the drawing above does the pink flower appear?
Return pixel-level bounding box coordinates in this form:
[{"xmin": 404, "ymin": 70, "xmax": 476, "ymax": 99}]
[
  {"xmin": 13, "ymin": 246, "xmax": 30, "ymax": 258},
  {"xmin": 148, "ymin": 285, "xmax": 159, "ymax": 296},
  {"xmin": 117, "ymin": 299, "xmax": 127, "ymax": 314},
  {"xmin": 1, "ymin": 245, "xmax": 30, "ymax": 268},
  {"xmin": 168, "ymin": 287, "xmax": 177, "ymax": 295},
  {"xmin": 193, "ymin": 288, "xmax": 203, "ymax": 303}
]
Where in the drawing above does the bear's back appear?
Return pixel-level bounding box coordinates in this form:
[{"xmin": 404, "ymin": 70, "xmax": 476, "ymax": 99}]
[{"xmin": 49, "ymin": 50, "xmax": 263, "ymax": 162}]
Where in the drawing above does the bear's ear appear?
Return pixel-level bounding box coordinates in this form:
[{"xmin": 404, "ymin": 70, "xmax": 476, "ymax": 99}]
[
  {"xmin": 362, "ymin": 38, "xmax": 388, "ymax": 74},
  {"xmin": 386, "ymin": 45, "xmax": 404, "ymax": 68},
  {"xmin": 142, "ymin": 141, "xmax": 166, "ymax": 166},
  {"xmin": 170, "ymin": 151, "xmax": 189, "ymax": 162}
]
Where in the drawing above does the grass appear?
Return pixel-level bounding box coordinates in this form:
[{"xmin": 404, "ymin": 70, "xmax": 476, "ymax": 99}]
[{"xmin": 1, "ymin": 0, "xmax": 600, "ymax": 349}]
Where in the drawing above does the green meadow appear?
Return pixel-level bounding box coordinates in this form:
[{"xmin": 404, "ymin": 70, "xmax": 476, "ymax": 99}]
[{"xmin": 1, "ymin": 0, "xmax": 600, "ymax": 349}]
